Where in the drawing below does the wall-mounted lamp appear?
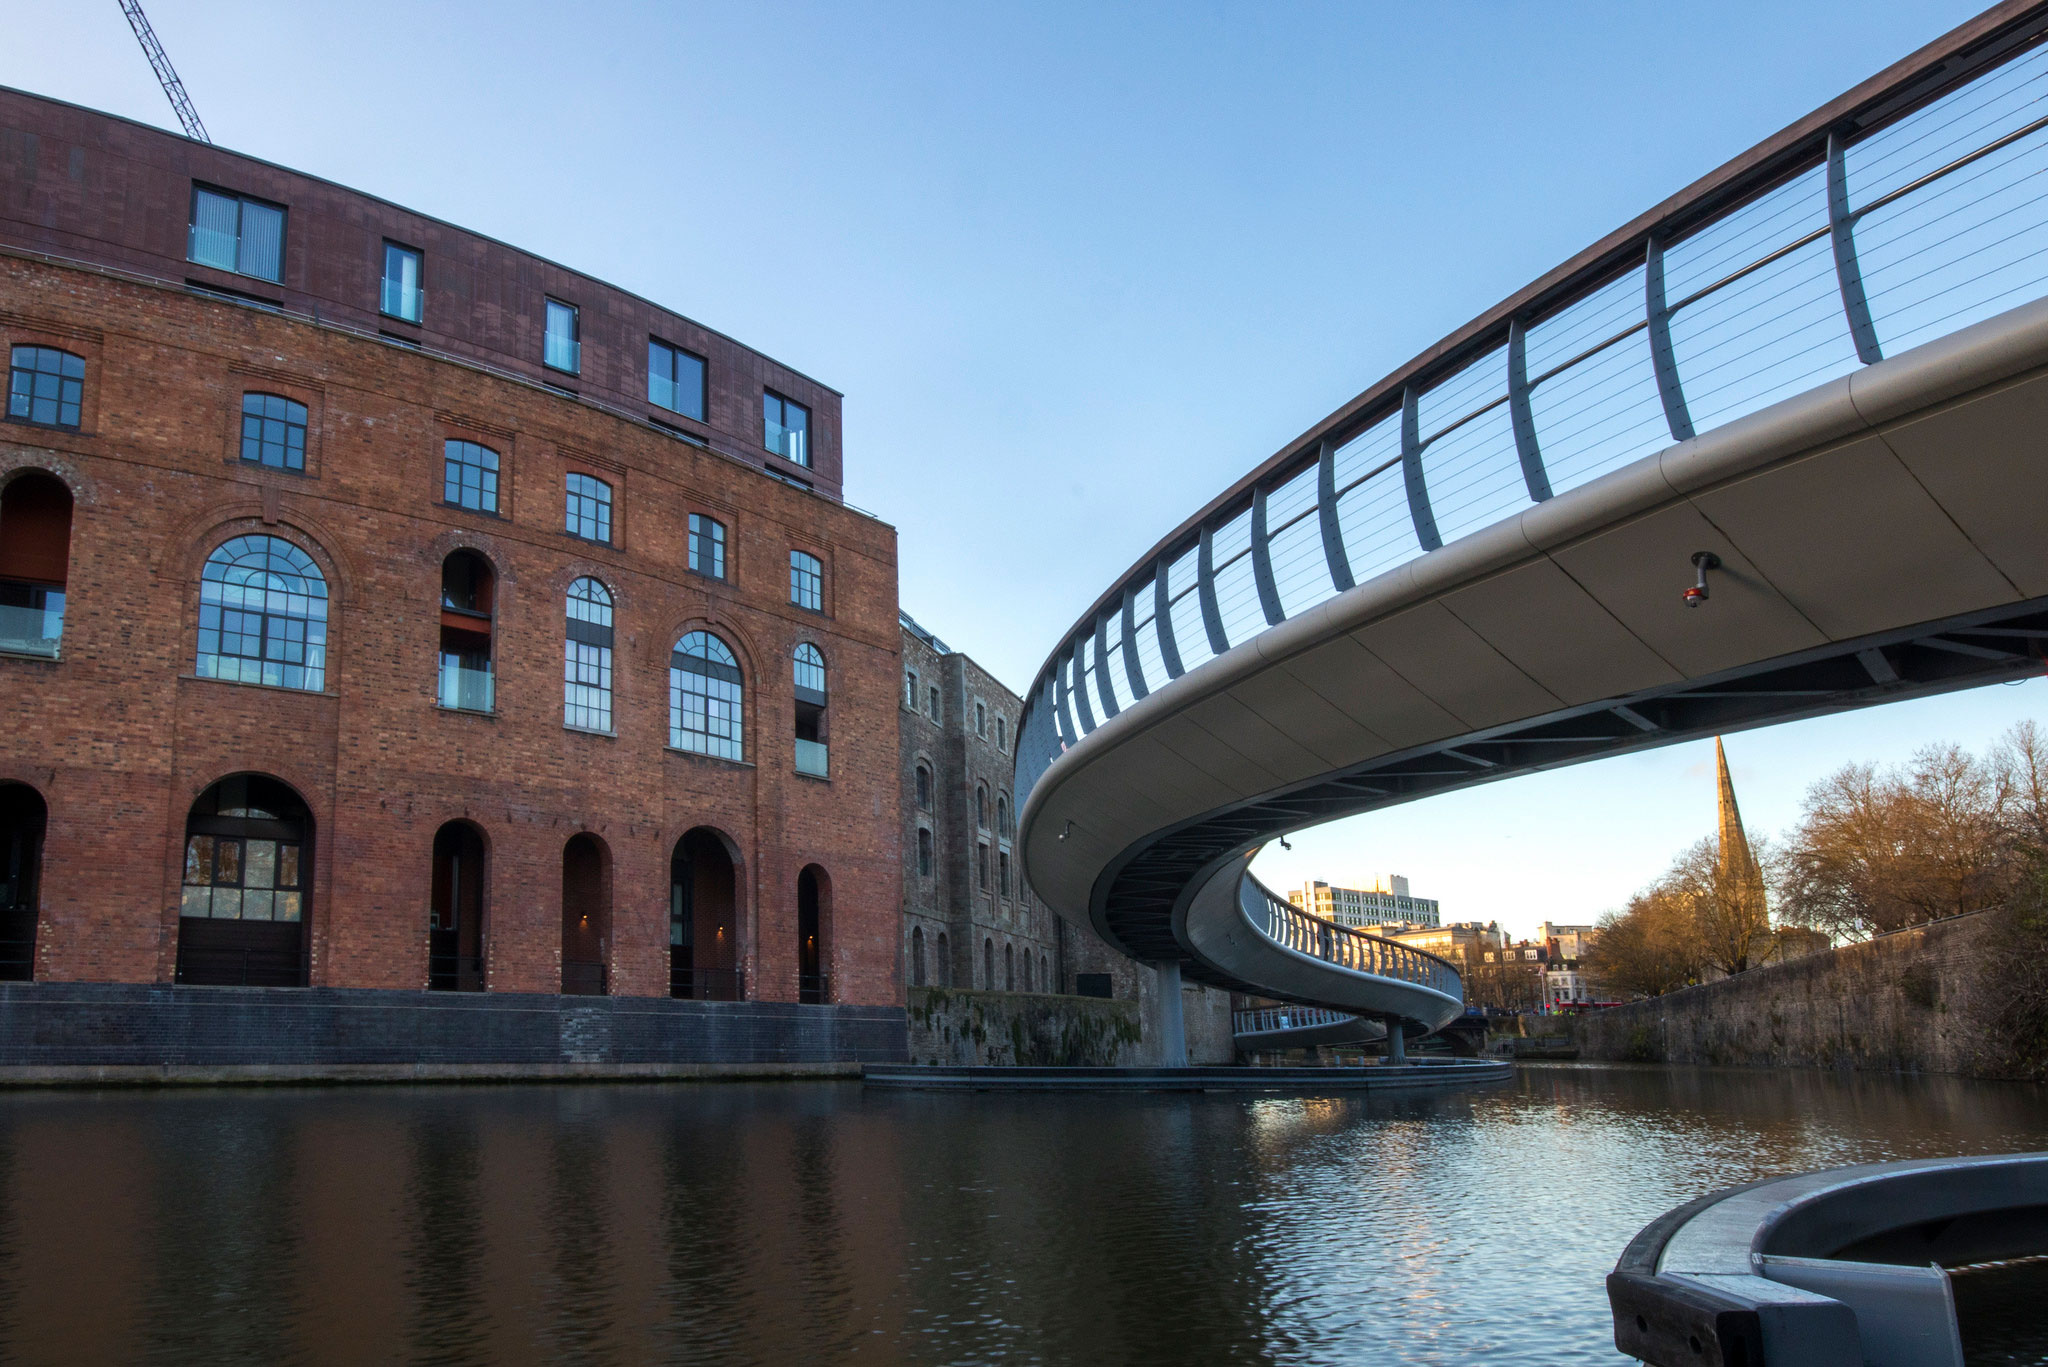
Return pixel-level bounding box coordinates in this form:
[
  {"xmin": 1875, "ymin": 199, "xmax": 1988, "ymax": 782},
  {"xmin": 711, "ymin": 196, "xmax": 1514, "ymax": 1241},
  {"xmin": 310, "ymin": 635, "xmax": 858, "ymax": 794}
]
[
  {"xmin": 1279, "ymin": 837, "xmax": 1292, "ymax": 851},
  {"xmin": 1684, "ymin": 551, "xmax": 1721, "ymax": 608}
]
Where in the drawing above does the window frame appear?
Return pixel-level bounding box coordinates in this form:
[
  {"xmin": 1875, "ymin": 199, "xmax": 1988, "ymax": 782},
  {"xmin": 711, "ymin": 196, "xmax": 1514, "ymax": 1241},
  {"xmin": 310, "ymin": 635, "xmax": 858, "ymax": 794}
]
[
  {"xmin": 195, "ymin": 534, "xmax": 330, "ymax": 693},
  {"xmin": 380, "ymin": 239, "xmax": 424, "ymax": 324},
  {"xmin": 188, "ymin": 184, "xmax": 287, "ymax": 284},
  {"xmin": 564, "ymin": 472, "xmax": 614, "ymax": 546},
  {"xmin": 762, "ymin": 389, "xmax": 811, "ymax": 468},
  {"xmin": 442, "ymin": 439, "xmax": 502, "ymax": 515},
  {"xmin": 237, "ymin": 392, "xmax": 309, "ymax": 472},
  {"xmin": 788, "ymin": 550, "xmax": 823, "ymax": 613},
  {"xmin": 687, "ymin": 513, "xmax": 727, "ymax": 580},
  {"xmin": 6, "ymin": 346, "xmax": 85, "ymax": 432},
  {"xmin": 669, "ymin": 630, "xmax": 746, "ymax": 762},
  {"xmin": 648, "ymin": 337, "xmax": 708, "ymax": 422},
  {"xmin": 563, "ymin": 576, "xmax": 615, "ymax": 734},
  {"xmin": 543, "ymin": 298, "xmax": 581, "ymax": 375}
]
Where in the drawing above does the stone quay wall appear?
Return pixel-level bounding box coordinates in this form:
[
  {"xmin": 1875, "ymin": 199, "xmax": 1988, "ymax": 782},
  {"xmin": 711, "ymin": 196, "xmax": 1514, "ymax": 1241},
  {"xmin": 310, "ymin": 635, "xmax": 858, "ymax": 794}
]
[
  {"xmin": 905, "ymin": 986, "xmax": 1146, "ymax": 1067},
  {"xmin": 1576, "ymin": 909, "xmax": 2007, "ymax": 1075}
]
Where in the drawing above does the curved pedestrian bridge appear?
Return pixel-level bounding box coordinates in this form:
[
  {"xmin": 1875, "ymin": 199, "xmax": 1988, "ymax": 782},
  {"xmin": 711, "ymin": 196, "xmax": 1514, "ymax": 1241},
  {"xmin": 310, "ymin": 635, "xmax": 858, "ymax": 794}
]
[{"xmin": 1016, "ymin": 3, "xmax": 2048, "ymax": 1033}]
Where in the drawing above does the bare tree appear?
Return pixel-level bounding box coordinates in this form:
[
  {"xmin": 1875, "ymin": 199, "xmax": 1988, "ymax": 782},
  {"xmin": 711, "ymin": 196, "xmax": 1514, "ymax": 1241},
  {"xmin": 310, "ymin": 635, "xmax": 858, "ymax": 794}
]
[
  {"xmin": 1778, "ymin": 743, "xmax": 2017, "ymax": 939},
  {"xmin": 1584, "ymin": 886, "xmax": 1703, "ymax": 999},
  {"xmin": 1663, "ymin": 836, "xmax": 1773, "ymax": 976}
]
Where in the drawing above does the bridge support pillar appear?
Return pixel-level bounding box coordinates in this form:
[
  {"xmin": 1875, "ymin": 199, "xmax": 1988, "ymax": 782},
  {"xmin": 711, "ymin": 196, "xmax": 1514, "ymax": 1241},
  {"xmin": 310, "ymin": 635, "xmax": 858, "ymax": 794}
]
[
  {"xmin": 1385, "ymin": 1019, "xmax": 1407, "ymax": 1067},
  {"xmin": 1153, "ymin": 961, "xmax": 1187, "ymax": 1066}
]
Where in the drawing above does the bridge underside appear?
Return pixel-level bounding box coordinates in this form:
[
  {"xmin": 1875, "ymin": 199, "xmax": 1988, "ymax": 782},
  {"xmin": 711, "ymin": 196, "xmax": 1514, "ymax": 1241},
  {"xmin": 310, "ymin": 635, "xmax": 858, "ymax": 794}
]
[{"xmin": 1021, "ymin": 299, "xmax": 2048, "ymax": 1011}]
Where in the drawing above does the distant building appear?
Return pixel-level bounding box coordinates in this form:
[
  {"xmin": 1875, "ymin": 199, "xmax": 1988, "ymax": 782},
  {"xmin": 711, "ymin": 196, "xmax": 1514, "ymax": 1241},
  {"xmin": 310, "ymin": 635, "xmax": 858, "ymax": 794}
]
[
  {"xmin": 1376, "ymin": 920, "xmax": 1500, "ymax": 959},
  {"xmin": 897, "ymin": 613, "xmax": 1232, "ymax": 1062},
  {"xmin": 1288, "ymin": 877, "xmax": 1440, "ymax": 930}
]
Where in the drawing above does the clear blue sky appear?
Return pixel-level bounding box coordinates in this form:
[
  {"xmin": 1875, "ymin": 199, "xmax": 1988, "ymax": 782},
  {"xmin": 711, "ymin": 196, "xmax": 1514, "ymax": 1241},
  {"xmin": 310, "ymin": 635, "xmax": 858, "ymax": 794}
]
[{"xmin": 10, "ymin": 0, "xmax": 2038, "ymax": 934}]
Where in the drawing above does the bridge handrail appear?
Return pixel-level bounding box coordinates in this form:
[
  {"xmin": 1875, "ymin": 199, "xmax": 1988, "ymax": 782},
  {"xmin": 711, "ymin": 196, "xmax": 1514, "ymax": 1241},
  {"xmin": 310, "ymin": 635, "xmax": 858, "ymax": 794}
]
[
  {"xmin": 1015, "ymin": 1, "xmax": 2048, "ymax": 811},
  {"xmin": 1238, "ymin": 876, "xmax": 1464, "ymax": 1001},
  {"xmin": 1232, "ymin": 1004, "xmax": 1356, "ymax": 1035}
]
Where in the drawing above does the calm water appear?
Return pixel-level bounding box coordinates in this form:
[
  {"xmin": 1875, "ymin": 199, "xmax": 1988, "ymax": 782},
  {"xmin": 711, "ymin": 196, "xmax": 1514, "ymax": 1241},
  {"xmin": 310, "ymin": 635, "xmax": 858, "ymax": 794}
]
[{"xmin": 0, "ymin": 1065, "xmax": 2044, "ymax": 1365}]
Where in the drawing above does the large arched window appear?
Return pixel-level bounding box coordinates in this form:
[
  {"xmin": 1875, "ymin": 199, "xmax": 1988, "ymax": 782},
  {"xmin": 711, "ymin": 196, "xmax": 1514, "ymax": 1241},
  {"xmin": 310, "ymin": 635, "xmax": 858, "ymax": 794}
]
[
  {"xmin": 564, "ymin": 577, "xmax": 613, "ymax": 732},
  {"xmin": 996, "ymin": 793, "xmax": 1011, "ymax": 838},
  {"xmin": 915, "ymin": 763, "xmax": 932, "ymax": 811},
  {"xmin": 197, "ymin": 535, "xmax": 328, "ymax": 691},
  {"xmin": 793, "ymin": 642, "xmax": 827, "ymax": 776},
  {"xmin": 976, "ymin": 784, "xmax": 989, "ymax": 831},
  {"xmin": 670, "ymin": 630, "xmax": 743, "ymax": 760}
]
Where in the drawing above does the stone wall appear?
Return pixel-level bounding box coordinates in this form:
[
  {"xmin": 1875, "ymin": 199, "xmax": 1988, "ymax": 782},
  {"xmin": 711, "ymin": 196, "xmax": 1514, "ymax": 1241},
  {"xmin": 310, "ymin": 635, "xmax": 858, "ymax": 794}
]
[
  {"xmin": 906, "ymin": 986, "xmax": 1144, "ymax": 1067},
  {"xmin": 1576, "ymin": 909, "xmax": 2006, "ymax": 1074}
]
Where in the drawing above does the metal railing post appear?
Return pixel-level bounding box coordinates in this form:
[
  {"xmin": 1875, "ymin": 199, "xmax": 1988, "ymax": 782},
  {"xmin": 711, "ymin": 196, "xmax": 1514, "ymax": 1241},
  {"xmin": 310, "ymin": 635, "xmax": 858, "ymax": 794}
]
[
  {"xmin": 1400, "ymin": 386, "xmax": 1443, "ymax": 551},
  {"xmin": 1827, "ymin": 129, "xmax": 1884, "ymax": 365},
  {"xmin": 1316, "ymin": 438, "xmax": 1356, "ymax": 593},
  {"xmin": 1119, "ymin": 584, "xmax": 1149, "ymax": 701},
  {"xmin": 1153, "ymin": 556, "xmax": 1185, "ymax": 680},
  {"xmin": 1196, "ymin": 524, "xmax": 1230, "ymax": 656},
  {"xmin": 1092, "ymin": 615, "xmax": 1120, "ymax": 720},
  {"xmin": 1250, "ymin": 486, "xmax": 1285, "ymax": 626},
  {"xmin": 1506, "ymin": 318, "xmax": 1552, "ymax": 501},
  {"xmin": 1645, "ymin": 235, "xmax": 1695, "ymax": 442}
]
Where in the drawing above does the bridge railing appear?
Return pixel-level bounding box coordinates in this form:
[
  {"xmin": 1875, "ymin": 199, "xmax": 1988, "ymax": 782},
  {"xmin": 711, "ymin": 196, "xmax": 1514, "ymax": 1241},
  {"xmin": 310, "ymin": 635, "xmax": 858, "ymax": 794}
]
[
  {"xmin": 1240, "ymin": 877, "xmax": 1464, "ymax": 1001},
  {"xmin": 1232, "ymin": 1004, "xmax": 1357, "ymax": 1036},
  {"xmin": 1017, "ymin": 4, "xmax": 2048, "ymax": 811}
]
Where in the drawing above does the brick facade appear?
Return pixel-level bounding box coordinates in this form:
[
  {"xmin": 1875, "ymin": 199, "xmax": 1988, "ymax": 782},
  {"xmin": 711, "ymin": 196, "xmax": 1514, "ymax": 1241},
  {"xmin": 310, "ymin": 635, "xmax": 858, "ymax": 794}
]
[{"xmin": 0, "ymin": 95, "xmax": 901, "ymax": 1021}]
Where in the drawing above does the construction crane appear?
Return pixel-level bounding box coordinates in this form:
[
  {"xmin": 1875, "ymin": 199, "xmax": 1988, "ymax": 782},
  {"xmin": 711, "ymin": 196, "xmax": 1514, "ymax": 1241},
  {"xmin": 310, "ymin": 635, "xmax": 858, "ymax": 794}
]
[{"xmin": 115, "ymin": 0, "xmax": 210, "ymax": 143}]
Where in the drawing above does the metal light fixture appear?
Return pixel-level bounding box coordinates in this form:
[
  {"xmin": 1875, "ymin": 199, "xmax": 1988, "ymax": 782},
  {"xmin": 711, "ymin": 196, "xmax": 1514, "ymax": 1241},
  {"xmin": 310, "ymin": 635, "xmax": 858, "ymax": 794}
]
[{"xmin": 1684, "ymin": 551, "xmax": 1721, "ymax": 607}]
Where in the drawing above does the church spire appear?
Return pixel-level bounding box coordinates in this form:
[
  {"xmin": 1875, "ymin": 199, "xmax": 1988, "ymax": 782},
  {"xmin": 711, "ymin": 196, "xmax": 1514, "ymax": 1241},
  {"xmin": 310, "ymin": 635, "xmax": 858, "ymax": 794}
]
[{"xmin": 1715, "ymin": 736, "xmax": 1759, "ymax": 885}]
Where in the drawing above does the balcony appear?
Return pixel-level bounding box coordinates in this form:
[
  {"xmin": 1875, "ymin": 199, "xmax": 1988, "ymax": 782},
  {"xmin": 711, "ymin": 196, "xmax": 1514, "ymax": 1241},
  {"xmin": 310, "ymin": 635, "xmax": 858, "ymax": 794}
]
[
  {"xmin": 795, "ymin": 738, "xmax": 829, "ymax": 777},
  {"xmin": 0, "ymin": 591, "xmax": 63, "ymax": 658},
  {"xmin": 437, "ymin": 660, "xmax": 493, "ymax": 713},
  {"xmin": 765, "ymin": 416, "xmax": 807, "ymax": 467}
]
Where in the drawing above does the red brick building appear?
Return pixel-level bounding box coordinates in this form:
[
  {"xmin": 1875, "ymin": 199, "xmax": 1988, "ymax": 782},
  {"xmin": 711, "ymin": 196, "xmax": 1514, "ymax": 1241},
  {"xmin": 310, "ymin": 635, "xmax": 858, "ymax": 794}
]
[{"xmin": 0, "ymin": 87, "xmax": 902, "ymax": 1048}]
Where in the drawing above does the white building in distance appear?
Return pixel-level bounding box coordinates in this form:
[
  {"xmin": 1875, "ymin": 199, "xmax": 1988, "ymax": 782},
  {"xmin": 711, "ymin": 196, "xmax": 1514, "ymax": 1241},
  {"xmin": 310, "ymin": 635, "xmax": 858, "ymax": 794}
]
[{"xmin": 1288, "ymin": 877, "xmax": 1440, "ymax": 930}]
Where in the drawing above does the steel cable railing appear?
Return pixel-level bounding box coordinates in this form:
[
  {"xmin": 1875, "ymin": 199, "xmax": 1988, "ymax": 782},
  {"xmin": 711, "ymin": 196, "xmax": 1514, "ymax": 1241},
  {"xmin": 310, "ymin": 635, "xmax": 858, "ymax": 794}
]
[
  {"xmin": 1239, "ymin": 878, "xmax": 1464, "ymax": 1000},
  {"xmin": 1015, "ymin": 15, "xmax": 2048, "ymax": 813},
  {"xmin": 1232, "ymin": 1004, "xmax": 1358, "ymax": 1036}
]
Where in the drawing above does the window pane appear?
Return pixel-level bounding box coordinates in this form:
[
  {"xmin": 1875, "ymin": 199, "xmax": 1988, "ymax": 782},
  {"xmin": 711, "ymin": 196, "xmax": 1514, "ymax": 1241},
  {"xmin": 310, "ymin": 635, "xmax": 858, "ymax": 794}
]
[
  {"xmin": 8, "ymin": 347, "xmax": 85, "ymax": 429},
  {"xmin": 245, "ymin": 839, "xmax": 277, "ymax": 889},
  {"xmin": 278, "ymin": 844, "xmax": 300, "ymax": 889},
  {"xmin": 237, "ymin": 200, "xmax": 285, "ymax": 281},
  {"xmin": 214, "ymin": 838, "xmax": 242, "ymax": 886},
  {"xmin": 276, "ymin": 891, "xmax": 302, "ymax": 922},
  {"xmin": 242, "ymin": 889, "xmax": 275, "ymax": 921},
  {"xmin": 382, "ymin": 243, "xmax": 422, "ymax": 321},
  {"xmin": 180, "ymin": 885, "xmax": 212, "ymax": 918},
  {"xmin": 189, "ymin": 188, "xmax": 239, "ymax": 271},
  {"xmin": 545, "ymin": 300, "xmax": 580, "ymax": 372},
  {"xmin": 674, "ymin": 349, "xmax": 705, "ymax": 421},
  {"xmin": 212, "ymin": 888, "xmax": 243, "ymax": 919},
  {"xmin": 184, "ymin": 836, "xmax": 214, "ymax": 886}
]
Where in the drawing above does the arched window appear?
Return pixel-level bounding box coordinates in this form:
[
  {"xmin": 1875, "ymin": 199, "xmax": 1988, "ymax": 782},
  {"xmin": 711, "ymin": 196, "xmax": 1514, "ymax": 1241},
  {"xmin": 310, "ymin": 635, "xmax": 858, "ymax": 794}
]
[
  {"xmin": 1004, "ymin": 943, "xmax": 1014, "ymax": 991},
  {"xmin": 936, "ymin": 931, "xmax": 950, "ymax": 987},
  {"xmin": 911, "ymin": 925, "xmax": 926, "ymax": 988},
  {"xmin": 984, "ymin": 937, "xmax": 994, "ymax": 990},
  {"xmin": 915, "ymin": 763, "xmax": 932, "ymax": 811},
  {"xmin": 917, "ymin": 827, "xmax": 933, "ymax": 877},
  {"xmin": 789, "ymin": 550, "xmax": 822, "ymax": 611},
  {"xmin": 1041, "ymin": 953, "xmax": 1049, "ymax": 992},
  {"xmin": 976, "ymin": 785, "xmax": 989, "ymax": 830},
  {"xmin": 564, "ymin": 577, "xmax": 613, "ymax": 731},
  {"xmin": 239, "ymin": 393, "xmax": 307, "ymax": 470},
  {"xmin": 178, "ymin": 774, "xmax": 310, "ymax": 986},
  {"xmin": 197, "ymin": 535, "xmax": 328, "ymax": 691},
  {"xmin": 1022, "ymin": 951, "xmax": 1032, "ymax": 992},
  {"xmin": 793, "ymin": 643, "xmax": 827, "ymax": 776},
  {"xmin": 7, "ymin": 346, "xmax": 84, "ymax": 430},
  {"xmin": 996, "ymin": 793, "xmax": 1010, "ymax": 838},
  {"xmin": 671, "ymin": 631, "xmax": 743, "ymax": 760},
  {"xmin": 438, "ymin": 551, "xmax": 494, "ymax": 712},
  {"xmin": 996, "ymin": 716, "xmax": 1006, "ymax": 751},
  {"xmin": 0, "ymin": 472, "xmax": 72, "ymax": 657}
]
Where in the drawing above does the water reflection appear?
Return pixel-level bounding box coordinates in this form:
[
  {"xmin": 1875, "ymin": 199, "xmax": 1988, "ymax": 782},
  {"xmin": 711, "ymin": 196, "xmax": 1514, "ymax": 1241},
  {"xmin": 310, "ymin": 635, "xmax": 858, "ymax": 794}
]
[{"xmin": 0, "ymin": 1066, "xmax": 2040, "ymax": 1364}]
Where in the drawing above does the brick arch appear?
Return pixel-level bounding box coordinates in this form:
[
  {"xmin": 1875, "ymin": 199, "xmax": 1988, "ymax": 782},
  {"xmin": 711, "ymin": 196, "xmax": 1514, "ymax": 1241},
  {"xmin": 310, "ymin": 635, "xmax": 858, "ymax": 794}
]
[
  {"xmin": 0, "ymin": 452, "xmax": 97, "ymax": 507},
  {"xmin": 662, "ymin": 612, "xmax": 761, "ymax": 684},
  {"xmin": 158, "ymin": 505, "xmax": 357, "ymax": 602}
]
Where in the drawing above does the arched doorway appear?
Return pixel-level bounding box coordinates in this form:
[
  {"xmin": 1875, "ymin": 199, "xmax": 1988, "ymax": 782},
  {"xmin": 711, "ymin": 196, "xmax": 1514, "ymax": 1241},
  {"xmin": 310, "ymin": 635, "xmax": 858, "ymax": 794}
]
[
  {"xmin": 428, "ymin": 821, "xmax": 486, "ymax": 991},
  {"xmin": 670, "ymin": 828, "xmax": 739, "ymax": 1000},
  {"xmin": 560, "ymin": 834, "xmax": 608, "ymax": 995},
  {"xmin": 0, "ymin": 783, "xmax": 46, "ymax": 980},
  {"xmin": 797, "ymin": 865, "xmax": 829, "ymax": 1004},
  {"xmin": 177, "ymin": 774, "xmax": 311, "ymax": 986},
  {"xmin": 0, "ymin": 472, "xmax": 72, "ymax": 657}
]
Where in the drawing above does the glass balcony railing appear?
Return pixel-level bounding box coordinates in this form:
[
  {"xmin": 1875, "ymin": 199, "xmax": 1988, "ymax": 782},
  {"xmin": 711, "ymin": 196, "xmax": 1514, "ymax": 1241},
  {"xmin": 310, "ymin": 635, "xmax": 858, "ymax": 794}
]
[
  {"xmin": 795, "ymin": 739, "xmax": 829, "ymax": 777},
  {"xmin": 765, "ymin": 419, "xmax": 808, "ymax": 467},
  {"xmin": 437, "ymin": 660, "xmax": 494, "ymax": 713},
  {"xmin": 380, "ymin": 278, "xmax": 422, "ymax": 322},
  {"xmin": 544, "ymin": 333, "xmax": 580, "ymax": 373},
  {"xmin": 0, "ymin": 594, "xmax": 63, "ymax": 657}
]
